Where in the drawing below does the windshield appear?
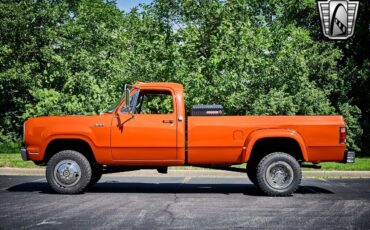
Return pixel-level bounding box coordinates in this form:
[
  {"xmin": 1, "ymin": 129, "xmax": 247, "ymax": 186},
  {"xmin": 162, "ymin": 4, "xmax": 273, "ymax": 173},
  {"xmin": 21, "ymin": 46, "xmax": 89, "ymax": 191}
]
[
  {"xmin": 103, "ymin": 87, "xmax": 138, "ymax": 113},
  {"xmin": 104, "ymin": 96, "xmax": 123, "ymax": 113}
]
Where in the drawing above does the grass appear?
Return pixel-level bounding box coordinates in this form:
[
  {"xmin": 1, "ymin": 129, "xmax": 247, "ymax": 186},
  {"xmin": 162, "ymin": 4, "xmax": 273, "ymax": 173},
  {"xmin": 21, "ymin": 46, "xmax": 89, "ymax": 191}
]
[
  {"xmin": 0, "ymin": 153, "xmax": 42, "ymax": 168},
  {"xmin": 1, "ymin": 152, "xmax": 369, "ymax": 171},
  {"xmin": 301, "ymin": 159, "xmax": 370, "ymax": 171},
  {"xmin": 231, "ymin": 158, "xmax": 370, "ymax": 171}
]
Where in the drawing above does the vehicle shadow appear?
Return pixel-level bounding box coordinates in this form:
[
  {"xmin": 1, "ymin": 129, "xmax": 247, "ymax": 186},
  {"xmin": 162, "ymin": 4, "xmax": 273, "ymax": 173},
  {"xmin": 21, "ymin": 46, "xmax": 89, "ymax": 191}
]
[{"xmin": 6, "ymin": 182, "xmax": 334, "ymax": 196}]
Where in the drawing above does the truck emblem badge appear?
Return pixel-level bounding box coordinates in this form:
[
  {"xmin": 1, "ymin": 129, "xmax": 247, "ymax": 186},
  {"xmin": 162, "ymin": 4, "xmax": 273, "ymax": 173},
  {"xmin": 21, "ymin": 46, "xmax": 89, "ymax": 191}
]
[{"xmin": 317, "ymin": 0, "xmax": 359, "ymax": 39}]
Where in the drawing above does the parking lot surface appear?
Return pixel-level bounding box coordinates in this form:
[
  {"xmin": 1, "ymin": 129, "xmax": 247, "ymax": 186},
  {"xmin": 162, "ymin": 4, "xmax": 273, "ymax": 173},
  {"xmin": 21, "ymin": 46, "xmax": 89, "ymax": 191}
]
[{"xmin": 0, "ymin": 176, "xmax": 369, "ymax": 229}]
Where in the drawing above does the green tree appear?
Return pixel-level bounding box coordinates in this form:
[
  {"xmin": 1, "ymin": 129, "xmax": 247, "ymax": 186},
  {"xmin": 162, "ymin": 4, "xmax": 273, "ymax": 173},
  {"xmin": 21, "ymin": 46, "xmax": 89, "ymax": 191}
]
[
  {"xmin": 0, "ymin": 0, "xmax": 129, "ymax": 148},
  {"xmin": 0, "ymin": 0, "xmax": 365, "ymax": 153}
]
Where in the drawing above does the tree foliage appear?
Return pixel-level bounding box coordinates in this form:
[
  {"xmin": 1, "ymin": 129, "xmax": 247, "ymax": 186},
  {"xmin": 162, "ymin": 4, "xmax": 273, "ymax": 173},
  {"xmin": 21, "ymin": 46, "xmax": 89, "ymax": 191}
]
[{"xmin": 0, "ymin": 0, "xmax": 368, "ymax": 154}]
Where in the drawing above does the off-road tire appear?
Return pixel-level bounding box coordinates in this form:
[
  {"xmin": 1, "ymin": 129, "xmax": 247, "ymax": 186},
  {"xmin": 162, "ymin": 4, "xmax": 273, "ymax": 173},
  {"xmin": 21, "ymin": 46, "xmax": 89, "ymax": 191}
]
[
  {"xmin": 46, "ymin": 150, "xmax": 92, "ymax": 194},
  {"xmin": 256, "ymin": 152, "xmax": 301, "ymax": 196}
]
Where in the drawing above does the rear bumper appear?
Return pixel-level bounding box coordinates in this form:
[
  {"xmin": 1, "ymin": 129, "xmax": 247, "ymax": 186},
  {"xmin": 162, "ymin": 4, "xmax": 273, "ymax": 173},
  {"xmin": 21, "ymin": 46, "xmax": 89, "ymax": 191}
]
[
  {"xmin": 342, "ymin": 151, "xmax": 355, "ymax": 163},
  {"xmin": 21, "ymin": 147, "xmax": 28, "ymax": 161}
]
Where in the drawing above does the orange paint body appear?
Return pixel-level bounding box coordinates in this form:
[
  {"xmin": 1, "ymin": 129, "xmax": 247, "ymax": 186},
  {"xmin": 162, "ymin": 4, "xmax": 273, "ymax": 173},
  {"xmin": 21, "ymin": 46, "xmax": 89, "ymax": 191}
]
[{"xmin": 23, "ymin": 82, "xmax": 346, "ymax": 166}]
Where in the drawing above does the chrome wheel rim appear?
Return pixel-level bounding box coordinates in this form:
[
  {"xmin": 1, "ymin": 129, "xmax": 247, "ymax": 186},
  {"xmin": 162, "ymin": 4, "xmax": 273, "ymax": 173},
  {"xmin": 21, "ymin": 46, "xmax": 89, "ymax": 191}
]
[
  {"xmin": 265, "ymin": 161, "xmax": 294, "ymax": 190},
  {"xmin": 54, "ymin": 160, "xmax": 81, "ymax": 187}
]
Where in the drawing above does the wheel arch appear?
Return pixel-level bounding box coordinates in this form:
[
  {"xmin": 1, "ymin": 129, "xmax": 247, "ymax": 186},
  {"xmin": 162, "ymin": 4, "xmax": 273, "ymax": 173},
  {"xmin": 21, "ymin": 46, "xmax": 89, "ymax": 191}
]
[
  {"xmin": 243, "ymin": 129, "xmax": 308, "ymax": 163},
  {"xmin": 43, "ymin": 136, "xmax": 96, "ymax": 164}
]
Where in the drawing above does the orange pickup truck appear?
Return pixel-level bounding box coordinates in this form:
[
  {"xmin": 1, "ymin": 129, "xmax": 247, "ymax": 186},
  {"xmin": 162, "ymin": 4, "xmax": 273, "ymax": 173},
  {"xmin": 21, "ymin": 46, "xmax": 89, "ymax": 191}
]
[{"xmin": 21, "ymin": 82, "xmax": 355, "ymax": 196}]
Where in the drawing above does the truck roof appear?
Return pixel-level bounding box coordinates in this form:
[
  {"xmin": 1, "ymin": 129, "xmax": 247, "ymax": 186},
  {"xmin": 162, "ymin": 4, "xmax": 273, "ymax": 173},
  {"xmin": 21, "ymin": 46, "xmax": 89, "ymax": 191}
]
[{"xmin": 135, "ymin": 82, "xmax": 183, "ymax": 92}]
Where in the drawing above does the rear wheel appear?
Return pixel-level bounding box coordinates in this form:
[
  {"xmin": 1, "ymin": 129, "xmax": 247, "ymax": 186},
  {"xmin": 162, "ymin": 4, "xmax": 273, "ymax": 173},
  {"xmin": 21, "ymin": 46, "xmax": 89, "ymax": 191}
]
[
  {"xmin": 256, "ymin": 152, "xmax": 301, "ymax": 196},
  {"xmin": 46, "ymin": 150, "xmax": 92, "ymax": 194}
]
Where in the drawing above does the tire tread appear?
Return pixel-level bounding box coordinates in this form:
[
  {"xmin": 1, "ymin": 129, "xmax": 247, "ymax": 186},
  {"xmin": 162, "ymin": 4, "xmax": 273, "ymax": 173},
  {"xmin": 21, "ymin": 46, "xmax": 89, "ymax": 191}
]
[
  {"xmin": 256, "ymin": 152, "xmax": 302, "ymax": 196},
  {"xmin": 46, "ymin": 150, "xmax": 92, "ymax": 194}
]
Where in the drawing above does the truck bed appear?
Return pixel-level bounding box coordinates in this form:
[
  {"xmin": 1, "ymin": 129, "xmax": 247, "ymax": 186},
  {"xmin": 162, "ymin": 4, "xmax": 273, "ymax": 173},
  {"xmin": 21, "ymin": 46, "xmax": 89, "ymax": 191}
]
[{"xmin": 187, "ymin": 116, "xmax": 346, "ymax": 164}]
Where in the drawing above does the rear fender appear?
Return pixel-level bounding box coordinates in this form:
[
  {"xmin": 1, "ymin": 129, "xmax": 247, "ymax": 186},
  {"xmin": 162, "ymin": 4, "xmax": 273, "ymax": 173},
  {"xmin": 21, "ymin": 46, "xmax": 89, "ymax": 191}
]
[{"xmin": 242, "ymin": 129, "xmax": 308, "ymax": 162}]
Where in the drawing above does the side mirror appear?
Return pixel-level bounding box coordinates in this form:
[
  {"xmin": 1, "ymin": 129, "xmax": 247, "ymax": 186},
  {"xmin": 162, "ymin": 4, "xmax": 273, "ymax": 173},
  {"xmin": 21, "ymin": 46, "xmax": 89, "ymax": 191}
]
[{"xmin": 125, "ymin": 88, "xmax": 131, "ymax": 113}]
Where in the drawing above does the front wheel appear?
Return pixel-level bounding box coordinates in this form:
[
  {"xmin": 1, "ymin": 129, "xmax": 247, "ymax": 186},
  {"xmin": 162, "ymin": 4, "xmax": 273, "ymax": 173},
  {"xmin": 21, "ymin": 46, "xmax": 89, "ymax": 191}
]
[
  {"xmin": 256, "ymin": 152, "xmax": 301, "ymax": 196},
  {"xmin": 46, "ymin": 150, "xmax": 92, "ymax": 194}
]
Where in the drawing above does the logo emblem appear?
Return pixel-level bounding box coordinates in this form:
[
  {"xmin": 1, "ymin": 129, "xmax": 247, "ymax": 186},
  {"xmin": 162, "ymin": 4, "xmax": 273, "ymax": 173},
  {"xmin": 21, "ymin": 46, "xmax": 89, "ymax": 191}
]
[{"xmin": 318, "ymin": 0, "xmax": 359, "ymax": 39}]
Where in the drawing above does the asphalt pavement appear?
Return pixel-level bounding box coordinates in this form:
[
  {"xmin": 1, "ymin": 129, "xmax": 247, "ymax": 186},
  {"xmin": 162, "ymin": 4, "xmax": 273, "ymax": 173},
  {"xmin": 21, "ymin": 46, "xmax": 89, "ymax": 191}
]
[{"xmin": 0, "ymin": 175, "xmax": 369, "ymax": 229}]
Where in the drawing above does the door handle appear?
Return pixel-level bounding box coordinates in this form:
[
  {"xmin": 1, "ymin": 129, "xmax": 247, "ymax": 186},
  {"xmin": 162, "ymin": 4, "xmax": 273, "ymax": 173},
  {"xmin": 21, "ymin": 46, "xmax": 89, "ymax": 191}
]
[{"xmin": 162, "ymin": 119, "xmax": 174, "ymax": 124}]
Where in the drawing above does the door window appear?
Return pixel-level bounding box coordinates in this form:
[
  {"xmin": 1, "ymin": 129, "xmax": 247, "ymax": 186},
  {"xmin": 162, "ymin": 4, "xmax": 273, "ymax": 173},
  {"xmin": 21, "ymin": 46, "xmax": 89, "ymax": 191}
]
[{"xmin": 135, "ymin": 91, "xmax": 173, "ymax": 114}]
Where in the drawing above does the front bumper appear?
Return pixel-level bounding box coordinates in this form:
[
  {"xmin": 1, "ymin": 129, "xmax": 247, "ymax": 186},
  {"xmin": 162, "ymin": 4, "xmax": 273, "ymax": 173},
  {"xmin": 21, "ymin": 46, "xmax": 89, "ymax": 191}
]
[
  {"xmin": 343, "ymin": 151, "xmax": 355, "ymax": 163},
  {"xmin": 21, "ymin": 147, "xmax": 28, "ymax": 161}
]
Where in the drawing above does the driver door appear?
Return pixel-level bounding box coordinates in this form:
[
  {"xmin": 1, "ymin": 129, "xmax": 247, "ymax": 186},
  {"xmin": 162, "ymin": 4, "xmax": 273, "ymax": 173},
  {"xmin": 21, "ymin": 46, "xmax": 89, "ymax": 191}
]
[{"xmin": 110, "ymin": 89, "xmax": 177, "ymax": 162}]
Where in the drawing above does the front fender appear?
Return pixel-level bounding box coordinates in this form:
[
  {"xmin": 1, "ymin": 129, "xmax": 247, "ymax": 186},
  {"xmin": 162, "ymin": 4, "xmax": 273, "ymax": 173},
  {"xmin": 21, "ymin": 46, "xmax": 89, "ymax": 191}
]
[
  {"xmin": 27, "ymin": 124, "xmax": 97, "ymax": 161},
  {"xmin": 242, "ymin": 129, "xmax": 308, "ymax": 162},
  {"xmin": 29, "ymin": 134, "xmax": 96, "ymax": 162}
]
